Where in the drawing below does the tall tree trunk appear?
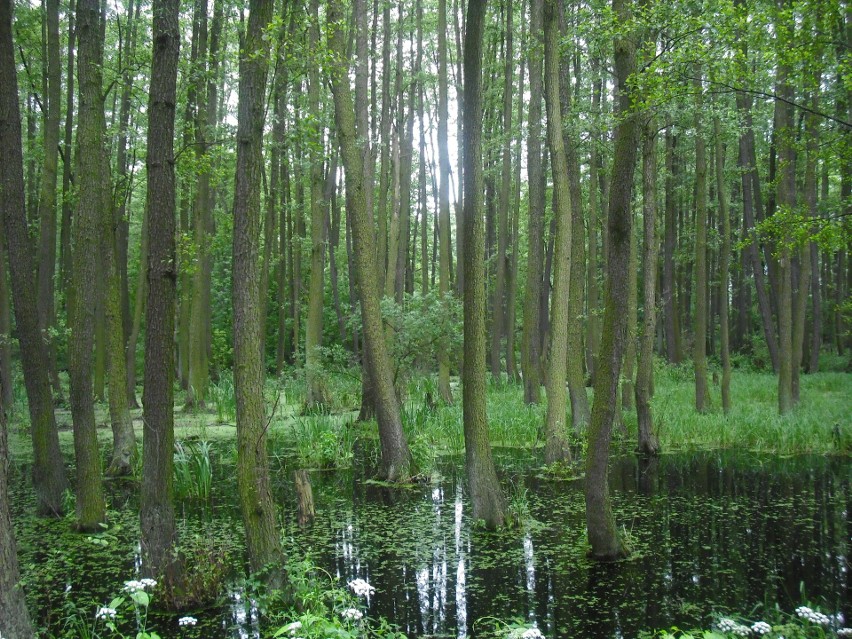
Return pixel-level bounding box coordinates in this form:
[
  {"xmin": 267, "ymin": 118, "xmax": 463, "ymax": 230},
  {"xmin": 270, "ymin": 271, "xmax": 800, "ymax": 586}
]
[
  {"xmin": 506, "ymin": 0, "xmax": 526, "ymax": 383},
  {"xmin": 0, "ymin": 0, "xmax": 67, "ymax": 517},
  {"xmin": 377, "ymin": 0, "xmax": 392, "ymax": 292},
  {"xmin": 125, "ymin": 203, "xmax": 147, "ymax": 408},
  {"xmin": 305, "ymin": 0, "xmax": 329, "ymax": 411},
  {"xmin": 490, "ymin": 0, "xmax": 513, "ymax": 381},
  {"xmin": 636, "ymin": 119, "xmax": 661, "ymax": 454},
  {"xmin": 59, "ymin": 0, "xmax": 75, "ymax": 299},
  {"xmin": 104, "ymin": 174, "xmax": 135, "ymax": 476},
  {"xmin": 713, "ymin": 117, "xmax": 732, "ymax": 415},
  {"xmin": 141, "ymin": 0, "xmax": 180, "ymax": 584},
  {"xmin": 662, "ymin": 122, "xmax": 681, "ymax": 363},
  {"xmin": 558, "ymin": 6, "xmax": 590, "ymax": 432},
  {"xmin": 436, "ymin": 0, "xmax": 454, "ymax": 404},
  {"xmin": 621, "ymin": 224, "xmax": 638, "ymax": 410},
  {"xmin": 735, "ymin": 88, "xmax": 780, "ymax": 371},
  {"xmin": 585, "ymin": 0, "xmax": 639, "ymax": 561},
  {"xmin": 36, "ymin": 0, "xmax": 63, "ymax": 403},
  {"xmin": 186, "ymin": 0, "xmax": 212, "ymax": 409},
  {"xmin": 328, "ymin": 0, "xmax": 412, "ymax": 482},
  {"xmin": 232, "ymin": 0, "xmax": 283, "ymax": 576},
  {"xmin": 774, "ymin": 8, "xmax": 795, "ymax": 414},
  {"xmin": 586, "ymin": 61, "xmax": 603, "ymax": 376},
  {"xmin": 0, "ymin": 3, "xmax": 41, "ymax": 632},
  {"xmin": 462, "ymin": 0, "xmax": 505, "ymax": 528},
  {"xmin": 542, "ymin": 0, "xmax": 572, "ymax": 464},
  {"xmin": 521, "ymin": 0, "xmax": 544, "ymax": 404},
  {"xmin": 693, "ymin": 68, "xmax": 710, "ymax": 413},
  {"xmin": 0, "ymin": 230, "xmax": 11, "ymax": 411},
  {"xmin": 0, "ymin": 385, "xmax": 34, "ymax": 639},
  {"xmin": 69, "ymin": 0, "xmax": 107, "ymax": 532},
  {"xmin": 795, "ymin": 68, "xmax": 822, "ymax": 400}
]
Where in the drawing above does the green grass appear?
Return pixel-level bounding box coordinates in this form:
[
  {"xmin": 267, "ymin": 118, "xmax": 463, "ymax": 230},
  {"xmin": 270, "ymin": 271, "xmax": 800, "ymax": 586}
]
[
  {"xmin": 6, "ymin": 362, "xmax": 848, "ymax": 470},
  {"xmin": 646, "ymin": 363, "xmax": 851, "ymax": 455}
]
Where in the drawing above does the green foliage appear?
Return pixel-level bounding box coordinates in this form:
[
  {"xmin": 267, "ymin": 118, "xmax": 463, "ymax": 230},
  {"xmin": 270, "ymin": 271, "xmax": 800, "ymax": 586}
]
[
  {"xmin": 208, "ymin": 372, "xmax": 236, "ymax": 424},
  {"xmin": 173, "ymin": 439, "xmax": 213, "ymax": 501},
  {"xmin": 255, "ymin": 557, "xmax": 407, "ymax": 639},
  {"xmin": 646, "ymin": 365, "xmax": 850, "ymax": 455},
  {"xmin": 379, "ymin": 291, "xmax": 463, "ymax": 392}
]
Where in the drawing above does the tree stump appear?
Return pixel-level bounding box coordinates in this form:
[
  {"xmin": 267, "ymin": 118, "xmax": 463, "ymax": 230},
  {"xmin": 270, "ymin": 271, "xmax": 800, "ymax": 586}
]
[{"xmin": 294, "ymin": 469, "xmax": 314, "ymax": 526}]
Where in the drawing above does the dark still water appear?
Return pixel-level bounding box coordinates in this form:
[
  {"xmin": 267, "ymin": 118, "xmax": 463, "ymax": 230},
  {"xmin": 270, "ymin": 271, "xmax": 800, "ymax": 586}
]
[{"xmin": 11, "ymin": 450, "xmax": 850, "ymax": 638}]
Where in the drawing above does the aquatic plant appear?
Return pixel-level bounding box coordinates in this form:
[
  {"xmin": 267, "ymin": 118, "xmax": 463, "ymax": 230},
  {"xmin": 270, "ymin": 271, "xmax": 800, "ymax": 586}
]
[{"xmin": 173, "ymin": 440, "xmax": 213, "ymax": 501}]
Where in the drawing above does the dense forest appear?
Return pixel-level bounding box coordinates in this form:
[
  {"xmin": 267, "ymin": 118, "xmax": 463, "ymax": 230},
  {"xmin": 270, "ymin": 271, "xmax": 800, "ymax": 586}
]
[{"xmin": 0, "ymin": 0, "xmax": 850, "ymax": 636}]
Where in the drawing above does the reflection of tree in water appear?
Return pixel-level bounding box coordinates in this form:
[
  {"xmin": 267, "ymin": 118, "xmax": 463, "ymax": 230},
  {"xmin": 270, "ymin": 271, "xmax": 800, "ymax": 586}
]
[{"xmin": 151, "ymin": 455, "xmax": 852, "ymax": 637}]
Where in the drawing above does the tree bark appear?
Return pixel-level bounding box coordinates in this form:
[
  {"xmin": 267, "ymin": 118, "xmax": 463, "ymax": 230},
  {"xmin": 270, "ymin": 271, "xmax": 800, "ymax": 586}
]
[
  {"xmin": 186, "ymin": 0, "xmax": 212, "ymax": 409},
  {"xmin": 713, "ymin": 117, "xmax": 732, "ymax": 415},
  {"xmin": 462, "ymin": 0, "xmax": 505, "ymax": 529},
  {"xmin": 490, "ymin": 0, "xmax": 513, "ymax": 382},
  {"xmin": 141, "ymin": 0, "xmax": 180, "ymax": 585},
  {"xmin": 521, "ymin": 0, "xmax": 544, "ymax": 404},
  {"xmin": 232, "ymin": 0, "xmax": 284, "ymax": 576},
  {"xmin": 0, "ymin": 385, "xmax": 34, "ymax": 639},
  {"xmin": 0, "ymin": 0, "xmax": 67, "ymax": 517},
  {"xmin": 585, "ymin": 0, "xmax": 639, "ymax": 561},
  {"xmin": 636, "ymin": 119, "xmax": 661, "ymax": 454},
  {"xmin": 542, "ymin": 0, "xmax": 572, "ymax": 464},
  {"xmin": 305, "ymin": 0, "xmax": 330, "ymax": 411},
  {"xmin": 36, "ymin": 0, "xmax": 63, "ymax": 403},
  {"xmin": 69, "ymin": 0, "xmax": 107, "ymax": 531},
  {"xmin": 693, "ymin": 69, "xmax": 710, "ymax": 413},
  {"xmin": 436, "ymin": 0, "xmax": 454, "ymax": 404},
  {"xmin": 328, "ymin": 0, "xmax": 412, "ymax": 482}
]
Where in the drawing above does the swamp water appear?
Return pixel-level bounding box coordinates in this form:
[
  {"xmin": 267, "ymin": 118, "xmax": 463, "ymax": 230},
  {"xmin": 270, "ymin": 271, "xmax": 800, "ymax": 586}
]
[{"xmin": 9, "ymin": 450, "xmax": 850, "ymax": 638}]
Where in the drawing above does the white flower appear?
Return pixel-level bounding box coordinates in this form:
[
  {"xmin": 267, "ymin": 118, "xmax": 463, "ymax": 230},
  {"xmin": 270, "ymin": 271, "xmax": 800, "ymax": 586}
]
[
  {"xmin": 342, "ymin": 608, "xmax": 364, "ymax": 621},
  {"xmin": 348, "ymin": 578, "xmax": 375, "ymax": 597},
  {"xmin": 716, "ymin": 618, "xmax": 749, "ymax": 636},
  {"xmin": 178, "ymin": 616, "xmax": 198, "ymax": 627},
  {"xmin": 751, "ymin": 621, "xmax": 771, "ymax": 635},
  {"xmin": 521, "ymin": 627, "xmax": 545, "ymax": 639},
  {"xmin": 281, "ymin": 621, "xmax": 302, "ymax": 636},
  {"xmin": 123, "ymin": 580, "xmax": 144, "ymax": 593},
  {"xmin": 797, "ymin": 606, "xmax": 831, "ymax": 625},
  {"xmin": 124, "ymin": 578, "xmax": 157, "ymax": 593},
  {"xmin": 837, "ymin": 628, "xmax": 852, "ymax": 637},
  {"xmin": 95, "ymin": 607, "xmax": 117, "ymax": 620}
]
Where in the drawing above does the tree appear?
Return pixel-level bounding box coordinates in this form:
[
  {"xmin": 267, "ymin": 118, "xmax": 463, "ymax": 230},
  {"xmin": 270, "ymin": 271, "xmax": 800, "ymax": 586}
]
[
  {"xmin": 585, "ymin": 0, "xmax": 640, "ymax": 561},
  {"xmin": 542, "ymin": 0, "xmax": 573, "ymax": 465},
  {"xmin": 141, "ymin": 0, "xmax": 180, "ymax": 583},
  {"xmin": 436, "ymin": 0, "xmax": 454, "ymax": 404},
  {"xmin": 0, "ymin": 376, "xmax": 34, "ymax": 639},
  {"xmin": 0, "ymin": 0, "xmax": 67, "ymax": 518},
  {"xmin": 713, "ymin": 116, "xmax": 732, "ymax": 415},
  {"xmin": 520, "ymin": 0, "xmax": 544, "ymax": 405},
  {"xmin": 233, "ymin": 0, "xmax": 284, "ymax": 574},
  {"xmin": 328, "ymin": 0, "xmax": 413, "ymax": 482},
  {"xmin": 186, "ymin": 0, "xmax": 213, "ymax": 410},
  {"xmin": 0, "ymin": 8, "xmax": 37, "ymax": 626},
  {"xmin": 305, "ymin": 0, "xmax": 330, "ymax": 411},
  {"xmin": 693, "ymin": 68, "xmax": 710, "ymax": 413},
  {"xmin": 490, "ymin": 0, "xmax": 513, "ymax": 382},
  {"xmin": 636, "ymin": 119, "xmax": 661, "ymax": 453},
  {"xmin": 462, "ymin": 0, "xmax": 506, "ymax": 529},
  {"xmin": 67, "ymin": 0, "xmax": 108, "ymax": 532},
  {"xmin": 35, "ymin": 0, "xmax": 62, "ymax": 402}
]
